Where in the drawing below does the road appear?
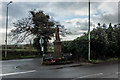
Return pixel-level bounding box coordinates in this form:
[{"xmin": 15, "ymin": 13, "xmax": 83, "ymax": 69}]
[{"xmin": 1, "ymin": 58, "xmax": 119, "ymax": 79}]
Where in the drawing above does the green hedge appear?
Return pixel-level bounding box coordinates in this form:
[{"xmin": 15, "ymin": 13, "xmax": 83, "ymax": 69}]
[
  {"xmin": 2, "ymin": 50, "xmax": 39, "ymax": 56},
  {"xmin": 62, "ymin": 26, "xmax": 120, "ymax": 60},
  {"xmin": 1, "ymin": 50, "xmax": 41, "ymax": 60}
]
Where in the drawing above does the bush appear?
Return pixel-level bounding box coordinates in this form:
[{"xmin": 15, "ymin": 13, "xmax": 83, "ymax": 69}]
[
  {"xmin": 1, "ymin": 49, "xmax": 41, "ymax": 60},
  {"xmin": 62, "ymin": 26, "xmax": 120, "ymax": 61}
]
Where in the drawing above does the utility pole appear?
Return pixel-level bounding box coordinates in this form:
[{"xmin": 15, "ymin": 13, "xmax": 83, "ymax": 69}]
[
  {"xmin": 5, "ymin": 1, "xmax": 13, "ymax": 57},
  {"xmin": 88, "ymin": 0, "xmax": 91, "ymax": 61}
]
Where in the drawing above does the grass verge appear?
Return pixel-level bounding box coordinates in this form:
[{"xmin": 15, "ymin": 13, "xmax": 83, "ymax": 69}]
[
  {"xmin": 89, "ymin": 58, "xmax": 119, "ymax": 64},
  {"xmin": 2, "ymin": 55, "xmax": 41, "ymax": 60}
]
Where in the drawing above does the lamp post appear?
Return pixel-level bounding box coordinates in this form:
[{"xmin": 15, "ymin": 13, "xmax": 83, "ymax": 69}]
[
  {"xmin": 88, "ymin": 0, "xmax": 91, "ymax": 61},
  {"xmin": 5, "ymin": 1, "xmax": 13, "ymax": 57}
]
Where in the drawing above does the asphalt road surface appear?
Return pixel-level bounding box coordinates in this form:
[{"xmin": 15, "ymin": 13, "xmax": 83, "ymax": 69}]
[{"xmin": 1, "ymin": 58, "xmax": 119, "ymax": 79}]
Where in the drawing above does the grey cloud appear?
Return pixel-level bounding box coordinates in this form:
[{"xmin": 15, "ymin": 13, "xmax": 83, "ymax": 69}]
[
  {"xmin": 91, "ymin": 2, "xmax": 118, "ymax": 25},
  {"xmin": 1, "ymin": 1, "xmax": 118, "ymax": 43},
  {"xmin": 43, "ymin": 2, "xmax": 89, "ymax": 18},
  {"xmin": 76, "ymin": 21, "xmax": 88, "ymax": 30},
  {"xmin": 61, "ymin": 19, "xmax": 89, "ymax": 36},
  {"xmin": 92, "ymin": 13, "xmax": 118, "ymax": 25},
  {"xmin": 2, "ymin": 2, "xmax": 52, "ymax": 29},
  {"xmin": 2, "ymin": 2, "xmax": 89, "ymax": 29},
  {"xmin": 63, "ymin": 23, "xmax": 88, "ymax": 35},
  {"xmin": 76, "ymin": 21, "xmax": 81, "ymax": 25},
  {"xmin": 52, "ymin": 2, "xmax": 87, "ymax": 9},
  {"xmin": 66, "ymin": 28, "xmax": 85, "ymax": 35},
  {"xmin": 2, "ymin": 2, "xmax": 51, "ymax": 18},
  {"xmin": 99, "ymin": 13, "xmax": 118, "ymax": 24}
]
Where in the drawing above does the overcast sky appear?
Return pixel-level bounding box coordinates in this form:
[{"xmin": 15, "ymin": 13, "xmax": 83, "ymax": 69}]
[{"xmin": 0, "ymin": 0, "xmax": 119, "ymax": 45}]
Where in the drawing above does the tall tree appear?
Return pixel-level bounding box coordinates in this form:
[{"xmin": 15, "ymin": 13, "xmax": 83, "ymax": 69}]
[
  {"xmin": 103, "ymin": 23, "xmax": 107, "ymax": 29},
  {"xmin": 90, "ymin": 27, "xmax": 108, "ymax": 59},
  {"xmin": 97, "ymin": 23, "xmax": 101, "ymax": 27},
  {"xmin": 9, "ymin": 10, "xmax": 55, "ymax": 54}
]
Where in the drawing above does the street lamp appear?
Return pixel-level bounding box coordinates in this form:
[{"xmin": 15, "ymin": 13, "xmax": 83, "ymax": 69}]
[
  {"xmin": 88, "ymin": 0, "xmax": 91, "ymax": 61},
  {"xmin": 5, "ymin": 1, "xmax": 13, "ymax": 57}
]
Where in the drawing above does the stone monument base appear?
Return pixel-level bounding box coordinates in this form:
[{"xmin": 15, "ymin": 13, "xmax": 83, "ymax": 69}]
[{"xmin": 53, "ymin": 41, "xmax": 62, "ymax": 56}]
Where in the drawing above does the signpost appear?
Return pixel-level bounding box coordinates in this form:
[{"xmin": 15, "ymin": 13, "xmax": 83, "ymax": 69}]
[{"xmin": 39, "ymin": 36, "xmax": 44, "ymax": 57}]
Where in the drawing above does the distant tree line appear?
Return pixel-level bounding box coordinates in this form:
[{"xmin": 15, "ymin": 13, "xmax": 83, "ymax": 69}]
[
  {"xmin": 2, "ymin": 44, "xmax": 34, "ymax": 49},
  {"xmin": 62, "ymin": 23, "xmax": 120, "ymax": 60}
]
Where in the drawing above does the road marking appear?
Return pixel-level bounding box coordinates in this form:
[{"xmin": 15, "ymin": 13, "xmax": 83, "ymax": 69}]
[
  {"xmin": 2, "ymin": 59, "xmax": 34, "ymax": 62},
  {"xmin": 72, "ymin": 73, "xmax": 103, "ymax": 80},
  {"xmin": 0, "ymin": 70, "xmax": 36, "ymax": 76},
  {"xmin": 115, "ymin": 72, "xmax": 120, "ymax": 74}
]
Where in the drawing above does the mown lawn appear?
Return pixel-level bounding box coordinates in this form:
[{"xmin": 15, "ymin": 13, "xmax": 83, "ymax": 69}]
[{"xmin": 89, "ymin": 58, "xmax": 119, "ymax": 64}]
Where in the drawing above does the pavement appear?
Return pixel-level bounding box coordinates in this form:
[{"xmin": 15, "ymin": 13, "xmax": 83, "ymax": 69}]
[
  {"xmin": 51, "ymin": 62, "xmax": 93, "ymax": 69},
  {"xmin": 1, "ymin": 58, "xmax": 119, "ymax": 79}
]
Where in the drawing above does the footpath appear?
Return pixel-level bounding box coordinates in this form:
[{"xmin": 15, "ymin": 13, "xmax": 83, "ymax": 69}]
[
  {"xmin": 51, "ymin": 61, "xmax": 119, "ymax": 69},
  {"xmin": 52, "ymin": 62, "xmax": 93, "ymax": 69}
]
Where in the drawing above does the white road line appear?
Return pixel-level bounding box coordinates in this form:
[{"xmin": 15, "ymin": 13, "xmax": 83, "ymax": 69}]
[
  {"xmin": 2, "ymin": 59, "xmax": 34, "ymax": 62},
  {"xmin": 72, "ymin": 73, "xmax": 103, "ymax": 80},
  {"xmin": 115, "ymin": 72, "xmax": 120, "ymax": 74},
  {"xmin": 0, "ymin": 70, "xmax": 36, "ymax": 76}
]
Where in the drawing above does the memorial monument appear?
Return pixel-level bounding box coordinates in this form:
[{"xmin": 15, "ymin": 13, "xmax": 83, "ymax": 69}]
[{"xmin": 53, "ymin": 25, "xmax": 62, "ymax": 56}]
